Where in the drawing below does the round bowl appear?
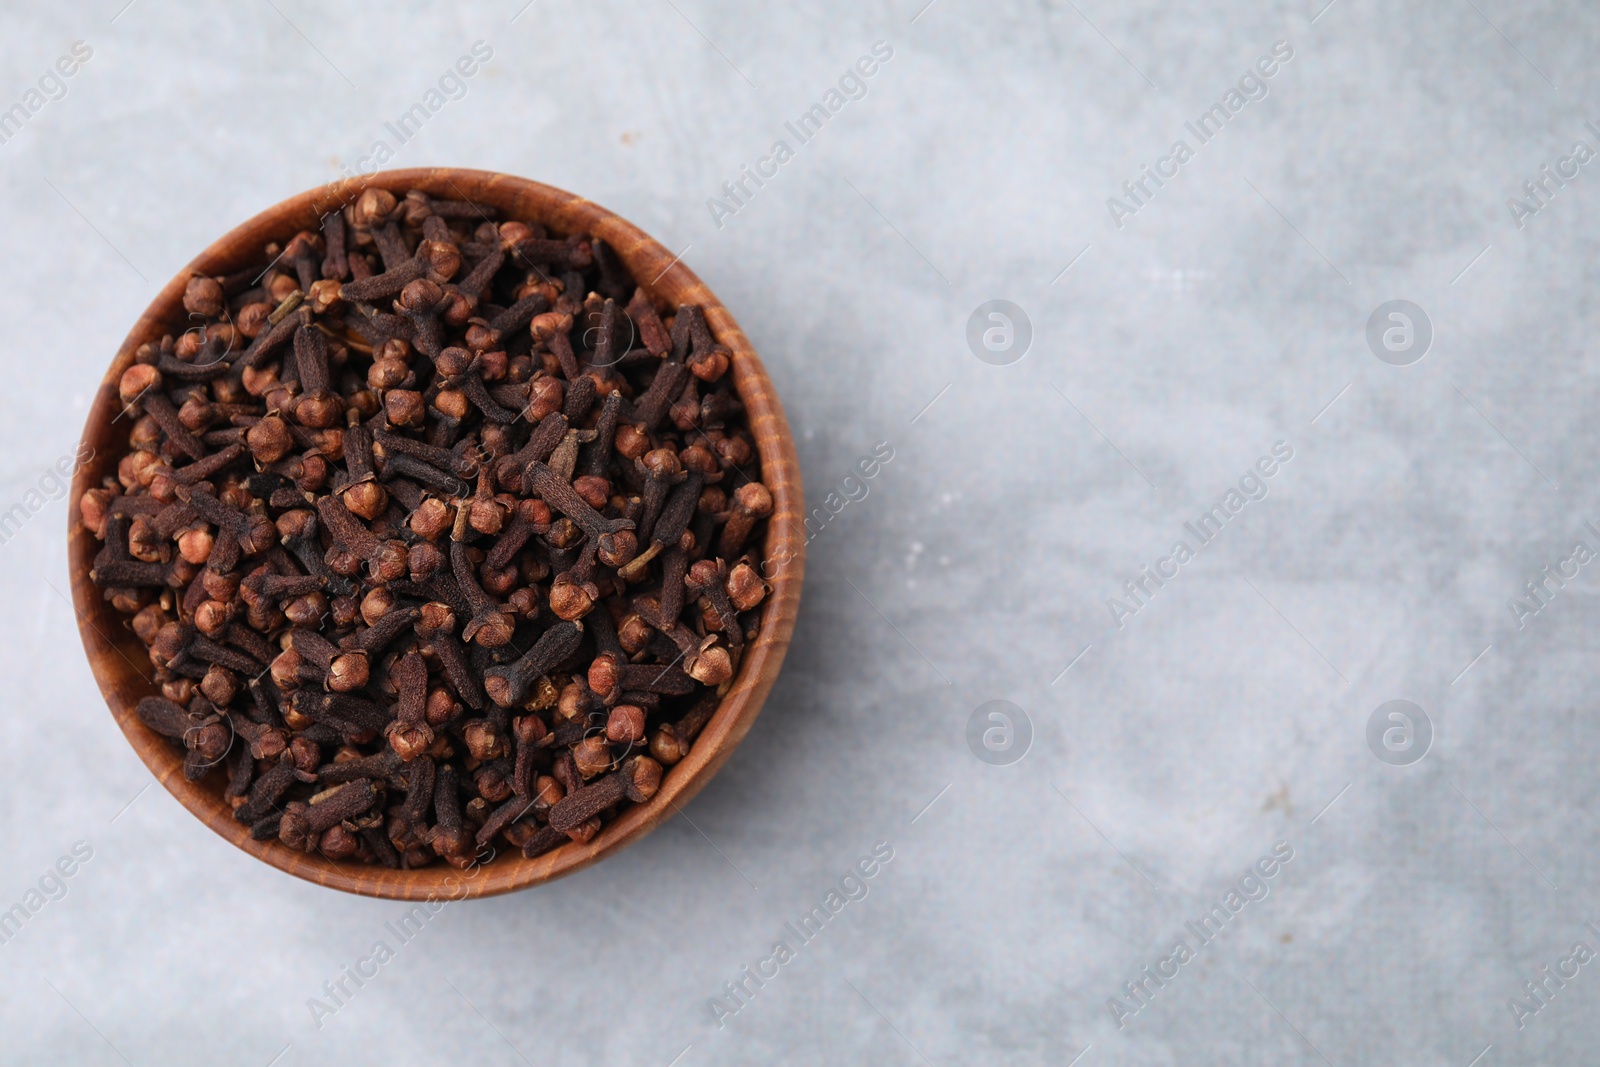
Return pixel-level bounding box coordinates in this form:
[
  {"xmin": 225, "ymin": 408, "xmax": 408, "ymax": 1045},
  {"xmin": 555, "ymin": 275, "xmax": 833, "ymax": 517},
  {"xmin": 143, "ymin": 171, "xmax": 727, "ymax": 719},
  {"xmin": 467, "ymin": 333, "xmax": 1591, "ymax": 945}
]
[{"xmin": 68, "ymin": 168, "xmax": 804, "ymax": 899}]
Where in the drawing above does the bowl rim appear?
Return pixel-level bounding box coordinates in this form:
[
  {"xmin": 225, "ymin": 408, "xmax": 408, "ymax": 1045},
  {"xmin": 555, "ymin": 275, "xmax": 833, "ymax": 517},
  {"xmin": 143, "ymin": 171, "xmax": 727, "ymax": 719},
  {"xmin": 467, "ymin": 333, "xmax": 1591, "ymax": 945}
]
[{"xmin": 67, "ymin": 167, "xmax": 805, "ymax": 900}]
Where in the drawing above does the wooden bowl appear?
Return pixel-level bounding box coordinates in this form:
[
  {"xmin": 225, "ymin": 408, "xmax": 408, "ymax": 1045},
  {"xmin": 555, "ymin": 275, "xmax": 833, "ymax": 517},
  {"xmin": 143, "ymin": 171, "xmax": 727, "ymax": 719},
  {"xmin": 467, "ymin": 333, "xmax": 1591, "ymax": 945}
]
[{"xmin": 68, "ymin": 168, "xmax": 804, "ymax": 900}]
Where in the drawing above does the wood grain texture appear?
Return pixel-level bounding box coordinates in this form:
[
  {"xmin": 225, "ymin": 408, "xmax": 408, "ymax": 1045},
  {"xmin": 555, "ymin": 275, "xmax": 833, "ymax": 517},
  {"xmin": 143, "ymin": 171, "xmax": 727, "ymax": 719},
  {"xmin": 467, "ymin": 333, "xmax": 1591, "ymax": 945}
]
[{"xmin": 67, "ymin": 168, "xmax": 805, "ymax": 900}]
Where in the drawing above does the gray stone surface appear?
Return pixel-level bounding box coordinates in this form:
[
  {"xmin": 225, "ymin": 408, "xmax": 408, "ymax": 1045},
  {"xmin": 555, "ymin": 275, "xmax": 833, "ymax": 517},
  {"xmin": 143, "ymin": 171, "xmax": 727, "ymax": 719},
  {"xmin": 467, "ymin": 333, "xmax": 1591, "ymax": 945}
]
[{"xmin": 2, "ymin": 1, "xmax": 1599, "ymax": 1063}]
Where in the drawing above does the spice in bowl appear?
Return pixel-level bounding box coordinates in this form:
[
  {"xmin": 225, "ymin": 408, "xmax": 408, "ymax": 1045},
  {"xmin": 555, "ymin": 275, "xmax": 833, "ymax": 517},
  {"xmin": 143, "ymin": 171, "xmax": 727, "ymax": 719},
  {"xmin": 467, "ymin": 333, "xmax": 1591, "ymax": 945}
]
[{"xmin": 81, "ymin": 186, "xmax": 774, "ymax": 870}]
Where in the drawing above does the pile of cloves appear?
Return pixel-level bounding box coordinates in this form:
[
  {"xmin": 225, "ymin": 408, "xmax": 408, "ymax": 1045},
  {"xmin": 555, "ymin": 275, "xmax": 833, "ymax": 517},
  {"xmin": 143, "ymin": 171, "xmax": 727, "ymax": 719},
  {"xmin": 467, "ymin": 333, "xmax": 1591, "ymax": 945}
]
[{"xmin": 82, "ymin": 186, "xmax": 774, "ymax": 869}]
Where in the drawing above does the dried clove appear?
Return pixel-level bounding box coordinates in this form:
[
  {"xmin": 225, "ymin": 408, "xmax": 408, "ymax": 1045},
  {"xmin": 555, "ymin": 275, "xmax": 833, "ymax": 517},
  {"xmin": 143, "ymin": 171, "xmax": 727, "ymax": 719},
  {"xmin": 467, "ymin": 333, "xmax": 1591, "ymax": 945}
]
[{"xmin": 87, "ymin": 188, "xmax": 776, "ymax": 870}]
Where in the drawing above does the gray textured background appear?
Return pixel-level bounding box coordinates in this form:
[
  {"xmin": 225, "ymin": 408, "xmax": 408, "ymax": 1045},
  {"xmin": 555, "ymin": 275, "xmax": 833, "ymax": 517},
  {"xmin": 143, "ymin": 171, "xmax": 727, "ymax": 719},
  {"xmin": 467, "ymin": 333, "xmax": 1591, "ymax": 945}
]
[{"xmin": 2, "ymin": 1, "xmax": 1598, "ymax": 1063}]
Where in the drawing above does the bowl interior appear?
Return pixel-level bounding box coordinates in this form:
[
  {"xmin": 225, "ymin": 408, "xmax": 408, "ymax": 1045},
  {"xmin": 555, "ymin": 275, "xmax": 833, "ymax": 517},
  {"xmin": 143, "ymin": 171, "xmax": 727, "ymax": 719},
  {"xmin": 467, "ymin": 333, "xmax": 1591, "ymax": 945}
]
[{"xmin": 68, "ymin": 168, "xmax": 804, "ymax": 899}]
